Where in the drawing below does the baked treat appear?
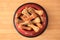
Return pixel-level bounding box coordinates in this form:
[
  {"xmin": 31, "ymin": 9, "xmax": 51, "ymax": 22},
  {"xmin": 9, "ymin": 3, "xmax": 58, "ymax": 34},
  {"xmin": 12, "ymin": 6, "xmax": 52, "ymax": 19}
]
[{"xmin": 16, "ymin": 7, "xmax": 43, "ymax": 32}]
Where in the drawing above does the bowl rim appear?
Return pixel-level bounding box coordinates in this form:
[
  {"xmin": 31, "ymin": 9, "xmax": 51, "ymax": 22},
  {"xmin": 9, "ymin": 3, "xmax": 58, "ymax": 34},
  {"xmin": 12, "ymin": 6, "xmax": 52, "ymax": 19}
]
[{"xmin": 13, "ymin": 2, "xmax": 48, "ymax": 38}]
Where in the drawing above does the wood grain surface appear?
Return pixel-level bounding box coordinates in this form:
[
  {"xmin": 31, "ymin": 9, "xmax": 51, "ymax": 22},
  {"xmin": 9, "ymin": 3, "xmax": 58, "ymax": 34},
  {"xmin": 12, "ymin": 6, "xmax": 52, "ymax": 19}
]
[{"xmin": 0, "ymin": 0, "xmax": 60, "ymax": 40}]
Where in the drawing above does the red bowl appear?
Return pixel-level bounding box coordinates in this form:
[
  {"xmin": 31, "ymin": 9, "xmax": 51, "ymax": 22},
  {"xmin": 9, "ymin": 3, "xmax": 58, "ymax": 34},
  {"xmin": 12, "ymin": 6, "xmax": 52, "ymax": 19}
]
[{"xmin": 13, "ymin": 3, "xmax": 48, "ymax": 37}]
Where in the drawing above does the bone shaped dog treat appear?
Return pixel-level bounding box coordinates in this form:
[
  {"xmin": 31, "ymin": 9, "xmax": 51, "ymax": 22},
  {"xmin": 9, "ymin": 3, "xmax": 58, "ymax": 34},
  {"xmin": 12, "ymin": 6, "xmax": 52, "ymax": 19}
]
[
  {"xmin": 28, "ymin": 23, "xmax": 39, "ymax": 32},
  {"xmin": 22, "ymin": 7, "xmax": 30, "ymax": 17},
  {"xmin": 17, "ymin": 7, "xmax": 43, "ymax": 32},
  {"xmin": 35, "ymin": 10, "xmax": 43, "ymax": 16}
]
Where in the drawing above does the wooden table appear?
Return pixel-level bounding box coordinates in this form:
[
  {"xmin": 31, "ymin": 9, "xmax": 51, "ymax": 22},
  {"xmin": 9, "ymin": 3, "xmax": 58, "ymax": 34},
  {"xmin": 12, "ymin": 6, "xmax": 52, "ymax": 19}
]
[{"xmin": 0, "ymin": 0, "xmax": 60, "ymax": 40}]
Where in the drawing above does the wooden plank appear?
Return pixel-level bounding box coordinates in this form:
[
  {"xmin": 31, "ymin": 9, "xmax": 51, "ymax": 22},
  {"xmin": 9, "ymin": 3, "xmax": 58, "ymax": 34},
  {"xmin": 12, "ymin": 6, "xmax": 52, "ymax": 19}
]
[{"xmin": 0, "ymin": 0, "xmax": 60, "ymax": 40}]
